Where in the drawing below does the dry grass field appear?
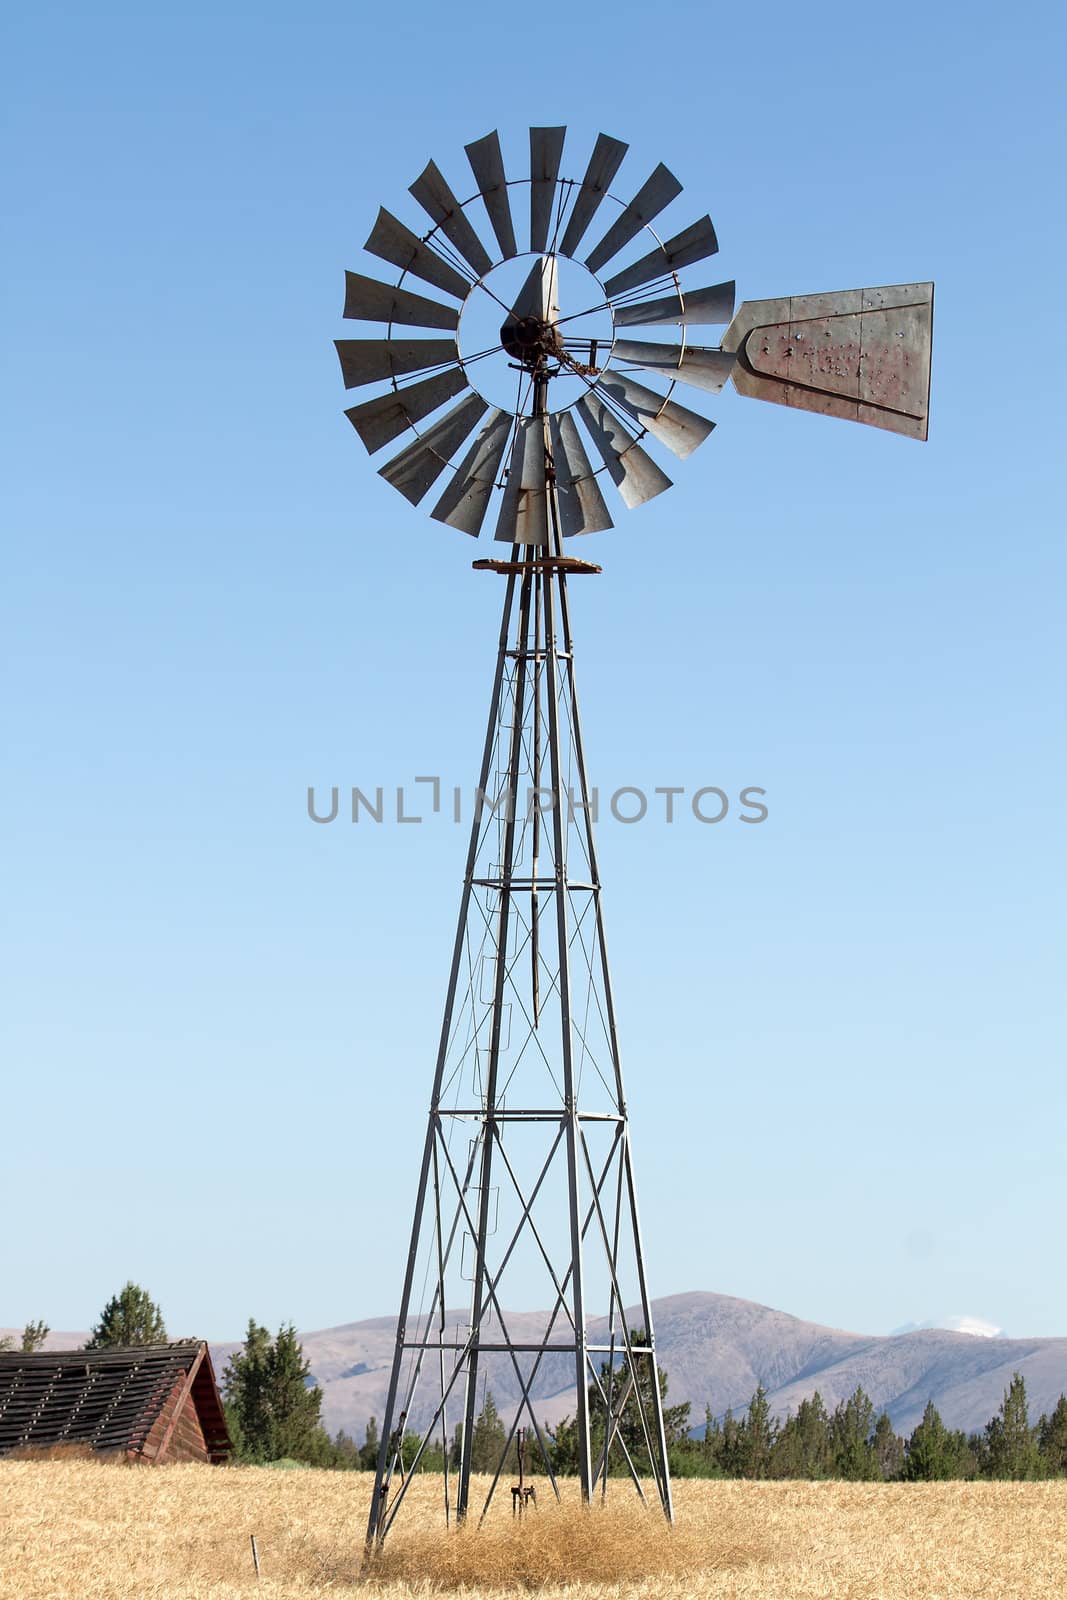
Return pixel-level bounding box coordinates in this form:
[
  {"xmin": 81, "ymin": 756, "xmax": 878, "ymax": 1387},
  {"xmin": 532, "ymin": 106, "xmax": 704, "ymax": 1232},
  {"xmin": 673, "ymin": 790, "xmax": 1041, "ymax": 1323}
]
[{"xmin": 1, "ymin": 1460, "xmax": 1064, "ymax": 1599}]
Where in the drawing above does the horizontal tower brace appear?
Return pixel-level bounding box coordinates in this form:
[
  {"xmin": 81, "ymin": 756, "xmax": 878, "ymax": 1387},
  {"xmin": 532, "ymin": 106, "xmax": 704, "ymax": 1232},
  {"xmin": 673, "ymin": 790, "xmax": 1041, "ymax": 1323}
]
[
  {"xmin": 505, "ymin": 649, "xmax": 573, "ymax": 661},
  {"xmin": 395, "ymin": 1341, "xmax": 657, "ymax": 1354},
  {"xmin": 469, "ymin": 880, "xmax": 598, "ymax": 891},
  {"xmin": 435, "ymin": 1109, "xmax": 624, "ymax": 1121}
]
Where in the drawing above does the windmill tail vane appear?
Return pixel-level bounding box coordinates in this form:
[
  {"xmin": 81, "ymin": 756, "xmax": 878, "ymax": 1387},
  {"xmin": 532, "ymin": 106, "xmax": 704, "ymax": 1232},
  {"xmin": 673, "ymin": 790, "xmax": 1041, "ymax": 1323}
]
[{"xmin": 337, "ymin": 127, "xmax": 932, "ymax": 1546}]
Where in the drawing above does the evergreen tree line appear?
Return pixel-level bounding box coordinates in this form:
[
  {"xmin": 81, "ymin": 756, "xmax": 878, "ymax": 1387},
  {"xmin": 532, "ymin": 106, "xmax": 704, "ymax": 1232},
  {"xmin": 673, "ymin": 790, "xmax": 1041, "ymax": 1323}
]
[
  {"xmin": 670, "ymin": 1373, "xmax": 1067, "ymax": 1482},
  {"xmin": 340, "ymin": 1363, "xmax": 1067, "ymax": 1485},
  {"xmin": 523, "ymin": 1335, "xmax": 1067, "ymax": 1484},
  {"xmin": 17, "ymin": 1284, "xmax": 1066, "ymax": 1479}
]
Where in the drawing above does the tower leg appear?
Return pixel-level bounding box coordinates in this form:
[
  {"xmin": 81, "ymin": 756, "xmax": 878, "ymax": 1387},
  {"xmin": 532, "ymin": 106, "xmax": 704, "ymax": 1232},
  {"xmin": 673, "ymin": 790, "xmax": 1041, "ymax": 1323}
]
[
  {"xmin": 541, "ymin": 557, "xmax": 593, "ymax": 1500},
  {"xmin": 366, "ymin": 564, "xmax": 521, "ymax": 1546},
  {"xmin": 456, "ymin": 562, "xmax": 536, "ymax": 1520}
]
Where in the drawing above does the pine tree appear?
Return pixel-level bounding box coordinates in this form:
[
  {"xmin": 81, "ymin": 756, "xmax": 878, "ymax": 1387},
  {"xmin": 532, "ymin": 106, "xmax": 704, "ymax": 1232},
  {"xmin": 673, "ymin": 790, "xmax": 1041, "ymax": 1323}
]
[
  {"xmin": 86, "ymin": 1282, "xmax": 166, "ymax": 1348},
  {"xmin": 549, "ymin": 1332, "xmax": 689, "ymax": 1477},
  {"xmin": 871, "ymin": 1411, "xmax": 904, "ymax": 1480},
  {"xmin": 904, "ymin": 1400, "xmax": 972, "ymax": 1480},
  {"xmin": 223, "ymin": 1320, "xmax": 328, "ymax": 1464},
  {"xmin": 719, "ymin": 1408, "xmax": 744, "ymax": 1476},
  {"xmin": 967, "ymin": 1428, "xmax": 990, "ymax": 1475},
  {"xmin": 470, "ymin": 1391, "xmax": 508, "ymax": 1472},
  {"xmin": 701, "ymin": 1405, "xmax": 723, "ymax": 1472},
  {"xmin": 771, "ymin": 1392, "xmax": 832, "ymax": 1479},
  {"xmin": 830, "ymin": 1387, "xmax": 879, "ymax": 1480},
  {"xmin": 1038, "ymin": 1395, "xmax": 1067, "ymax": 1477},
  {"xmin": 360, "ymin": 1415, "xmax": 380, "ymax": 1471},
  {"xmin": 986, "ymin": 1373, "xmax": 1041, "ymax": 1480},
  {"xmin": 332, "ymin": 1430, "xmax": 360, "ymax": 1468},
  {"xmin": 949, "ymin": 1428, "xmax": 976, "ymax": 1478},
  {"xmin": 415, "ymin": 1436, "xmax": 447, "ymax": 1473},
  {"xmin": 736, "ymin": 1384, "xmax": 777, "ymax": 1478}
]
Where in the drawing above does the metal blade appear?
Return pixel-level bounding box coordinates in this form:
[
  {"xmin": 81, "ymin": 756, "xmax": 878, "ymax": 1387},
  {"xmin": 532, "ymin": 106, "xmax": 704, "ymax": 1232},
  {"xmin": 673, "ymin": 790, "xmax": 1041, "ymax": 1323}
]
[
  {"xmin": 594, "ymin": 370, "xmax": 714, "ymax": 459},
  {"xmin": 334, "ymin": 338, "xmax": 458, "ymax": 390},
  {"xmin": 603, "ymin": 215, "xmax": 718, "ymax": 298},
  {"xmin": 584, "ymin": 163, "xmax": 683, "ymax": 275},
  {"xmin": 343, "ymin": 272, "xmax": 460, "ymax": 331},
  {"xmin": 344, "ymin": 367, "xmax": 469, "ymax": 454},
  {"xmin": 379, "ymin": 392, "xmax": 488, "ymax": 506},
  {"xmin": 612, "ymin": 280, "xmax": 736, "ymax": 328},
  {"xmin": 431, "ymin": 407, "xmax": 511, "ymax": 535},
  {"xmin": 722, "ymin": 283, "xmax": 934, "ymax": 440},
  {"xmin": 495, "ymin": 419, "xmax": 548, "ymax": 545},
  {"xmin": 364, "ymin": 208, "xmax": 470, "ymax": 300},
  {"xmin": 559, "ymin": 134, "xmax": 628, "ymax": 257},
  {"xmin": 508, "ymin": 255, "xmax": 560, "ymax": 324},
  {"xmin": 465, "ymin": 130, "xmax": 517, "ymax": 260},
  {"xmin": 409, "ymin": 160, "xmax": 493, "ymax": 277},
  {"xmin": 610, "ymin": 339, "xmax": 735, "ymax": 395},
  {"xmin": 529, "ymin": 126, "xmax": 565, "ymax": 253},
  {"xmin": 575, "ymin": 394, "xmax": 672, "ymax": 508},
  {"xmin": 550, "ymin": 412, "xmax": 613, "ymax": 536}
]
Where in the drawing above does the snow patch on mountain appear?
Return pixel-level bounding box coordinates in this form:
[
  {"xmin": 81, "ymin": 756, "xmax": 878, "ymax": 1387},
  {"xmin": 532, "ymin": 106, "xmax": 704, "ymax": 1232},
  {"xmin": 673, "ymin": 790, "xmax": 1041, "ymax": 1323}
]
[{"xmin": 891, "ymin": 1315, "xmax": 1005, "ymax": 1338}]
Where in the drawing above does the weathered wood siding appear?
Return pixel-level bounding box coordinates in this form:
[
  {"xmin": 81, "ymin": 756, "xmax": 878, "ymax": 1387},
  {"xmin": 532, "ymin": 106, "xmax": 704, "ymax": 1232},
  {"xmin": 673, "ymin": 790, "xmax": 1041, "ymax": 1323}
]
[{"xmin": 135, "ymin": 1377, "xmax": 209, "ymax": 1464}]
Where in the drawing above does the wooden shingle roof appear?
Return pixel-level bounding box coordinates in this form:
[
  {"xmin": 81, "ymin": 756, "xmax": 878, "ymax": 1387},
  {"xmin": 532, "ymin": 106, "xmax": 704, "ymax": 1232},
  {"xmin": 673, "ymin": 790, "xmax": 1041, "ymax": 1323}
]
[{"xmin": 0, "ymin": 1341, "xmax": 231, "ymax": 1461}]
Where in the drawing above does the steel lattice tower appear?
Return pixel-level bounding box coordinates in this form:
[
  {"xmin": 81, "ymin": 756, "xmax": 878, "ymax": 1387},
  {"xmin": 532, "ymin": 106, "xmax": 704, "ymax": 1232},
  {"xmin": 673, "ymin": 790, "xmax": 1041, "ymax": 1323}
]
[
  {"xmin": 368, "ymin": 475, "xmax": 672, "ymax": 1542},
  {"xmin": 335, "ymin": 126, "xmax": 932, "ymax": 1545}
]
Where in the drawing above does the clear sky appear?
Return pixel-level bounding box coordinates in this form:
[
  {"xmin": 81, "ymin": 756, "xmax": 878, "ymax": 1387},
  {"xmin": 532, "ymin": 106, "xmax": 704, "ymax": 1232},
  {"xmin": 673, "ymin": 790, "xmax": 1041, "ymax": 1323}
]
[{"xmin": 3, "ymin": 1, "xmax": 1064, "ymax": 1344}]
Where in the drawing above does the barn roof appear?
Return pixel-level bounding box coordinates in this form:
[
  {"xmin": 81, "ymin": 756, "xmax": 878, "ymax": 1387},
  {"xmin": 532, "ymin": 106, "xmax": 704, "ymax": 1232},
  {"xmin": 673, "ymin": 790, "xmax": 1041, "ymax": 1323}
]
[{"xmin": 0, "ymin": 1340, "xmax": 231, "ymax": 1461}]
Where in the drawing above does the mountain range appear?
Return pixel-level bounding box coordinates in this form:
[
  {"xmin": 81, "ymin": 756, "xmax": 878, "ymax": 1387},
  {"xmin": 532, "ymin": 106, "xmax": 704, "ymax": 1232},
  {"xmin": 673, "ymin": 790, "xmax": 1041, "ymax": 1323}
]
[{"xmin": 13, "ymin": 1292, "xmax": 1066, "ymax": 1443}]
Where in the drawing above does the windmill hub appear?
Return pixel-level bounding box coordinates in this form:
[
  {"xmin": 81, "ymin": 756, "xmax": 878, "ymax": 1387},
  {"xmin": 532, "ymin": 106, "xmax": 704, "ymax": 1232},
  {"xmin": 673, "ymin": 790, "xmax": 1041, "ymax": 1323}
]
[
  {"xmin": 500, "ymin": 312, "xmax": 562, "ymax": 367},
  {"xmin": 451, "ymin": 252, "xmax": 613, "ymax": 412}
]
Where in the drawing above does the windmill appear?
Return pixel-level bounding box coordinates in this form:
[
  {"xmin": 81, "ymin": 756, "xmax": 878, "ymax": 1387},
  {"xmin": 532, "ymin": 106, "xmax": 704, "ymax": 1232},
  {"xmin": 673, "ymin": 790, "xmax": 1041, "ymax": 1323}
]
[{"xmin": 336, "ymin": 127, "xmax": 932, "ymax": 1545}]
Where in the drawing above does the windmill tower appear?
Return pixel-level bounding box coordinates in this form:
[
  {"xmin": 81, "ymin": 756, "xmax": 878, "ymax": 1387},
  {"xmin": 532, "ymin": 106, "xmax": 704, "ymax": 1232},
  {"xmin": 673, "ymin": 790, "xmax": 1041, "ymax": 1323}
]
[{"xmin": 336, "ymin": 127, "xmax": 932, "ymax": 1545}]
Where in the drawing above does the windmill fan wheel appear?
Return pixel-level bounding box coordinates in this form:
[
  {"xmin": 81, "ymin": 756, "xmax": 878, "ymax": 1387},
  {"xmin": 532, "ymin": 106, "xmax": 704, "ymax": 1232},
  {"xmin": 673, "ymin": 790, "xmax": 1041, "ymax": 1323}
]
[{"xmin": 335, "ymin": 126, "xmax": 737, "ymax": 545}]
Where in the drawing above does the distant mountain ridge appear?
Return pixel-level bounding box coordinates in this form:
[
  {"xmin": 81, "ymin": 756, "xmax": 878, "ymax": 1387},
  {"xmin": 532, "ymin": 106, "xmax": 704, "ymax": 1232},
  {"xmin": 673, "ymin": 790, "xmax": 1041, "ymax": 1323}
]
[
  {"xmin": 12, "ymin": 1292, "xmax": 1065, "ymax": 1443},
  {"xmin": 216, "ymin": 1293, "xmax": 1067, "ymax": 1442}
]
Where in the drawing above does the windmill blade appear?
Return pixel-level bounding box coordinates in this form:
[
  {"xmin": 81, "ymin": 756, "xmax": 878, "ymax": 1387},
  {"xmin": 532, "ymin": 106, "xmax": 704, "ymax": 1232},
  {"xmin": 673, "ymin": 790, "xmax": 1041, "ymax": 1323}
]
[
  {"xmin": 529, "ymin": 126, "xmax": 565, "ymax": 253},
  {"xmin": 465, "ymin": 130, "xmax": 518, "ymax": 260},
  {"xmin": 379, "ymin": 392, "xmax": 488, "ymax": 506},
  {"xmin": 508, "ymin": 255, "xmax": 560, "ymax": 324},
  {"xmin": 612, "ymin": 280, "xmax": 736, "ymax": 328},
  {"xmin": 559, "ymin": 133, "xmax": 629, "ymax": 257},
  {"xmin": 432, "ymin": 408, "xmax": 512, "ymax": 536},
  {"xmin": 603, "ymin": 215, "xmax": 718, "ymax": 298},
  {"xmin": 594, "ymin": 370, "xmax": 714, "ymax": 459},
  {"xmin": 584, "ymin": 163, "xmax": 683, "ymax": 276},
  {"xmin": 409, "ymin": 160, "xmax": 494, "ymax": 277},
  {"xmin": 611, "ymin": 339, "xmax": 736, "ymax": 395},
  {"xmin": 550, "ymin": 412, "xmax": 613, "ymax": 536},
  {"xmin": 345, "ymin": 366, "xmax": 469, "ymax": 454},
  {"xmin": 722, "ymin": 282, "xmax": 934, "ymax": 440},
  {"xmin": 364, "ymin": 208, "xmax": 471, "ymax": 300},
  {"xmin": 334, "ymin": 338, "xmax": 458, "ymax": 389},
  {"xmin": 495, "ymin": 419, "xmax": 549, "ymax": 545},
  {"xmin": 575, "ymin": 393, "xmax": 672, "ymax": 509},
  {"xmin": 343, "ymin": 272, "xmax": 460, "ymax": 331}
]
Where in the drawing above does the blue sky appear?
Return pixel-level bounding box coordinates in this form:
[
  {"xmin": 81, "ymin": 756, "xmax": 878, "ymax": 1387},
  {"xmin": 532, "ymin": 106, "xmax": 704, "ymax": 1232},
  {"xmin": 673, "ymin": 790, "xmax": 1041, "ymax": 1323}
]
[{"xmin": 3, "ymin": 1, "xmax": 1064, "ymax": 1344}]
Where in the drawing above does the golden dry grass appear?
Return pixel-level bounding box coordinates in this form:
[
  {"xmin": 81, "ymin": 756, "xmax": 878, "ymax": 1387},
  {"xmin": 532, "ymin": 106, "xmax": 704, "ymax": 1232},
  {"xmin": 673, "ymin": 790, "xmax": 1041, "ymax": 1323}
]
[{"xmin": 1, "ymin": 1461, "xmax": 1064, "ymax": 1599}]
